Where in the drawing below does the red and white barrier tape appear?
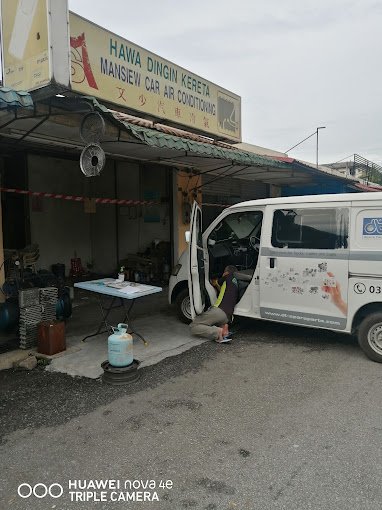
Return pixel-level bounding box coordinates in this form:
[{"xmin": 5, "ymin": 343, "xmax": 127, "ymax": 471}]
[
  {"xmin": 0, "ymin": 187, "xmax": 230, "ymax": 208},
  {"xmin": 0, "ymin": 187, "xmax": 161, "ymax": 206}
]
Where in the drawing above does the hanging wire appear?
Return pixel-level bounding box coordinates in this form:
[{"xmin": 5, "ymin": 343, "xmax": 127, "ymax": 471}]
[{"xmin": 284, "ymin": 131, "xmax": 317, "ymax": 153}]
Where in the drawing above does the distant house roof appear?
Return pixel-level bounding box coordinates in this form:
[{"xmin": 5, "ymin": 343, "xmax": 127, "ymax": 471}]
[{"xmin": 354, "ymin": 182, "xmax": 382, "ymax": 192}]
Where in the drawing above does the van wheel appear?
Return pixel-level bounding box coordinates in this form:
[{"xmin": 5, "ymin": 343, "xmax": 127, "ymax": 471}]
[
  {"xmin": 175, "ymin": 288, "xmax": 192, "ymax": 324},
  {"xmin": 358, "ymin": 312, "xmax": 382, "ymax": 362}
]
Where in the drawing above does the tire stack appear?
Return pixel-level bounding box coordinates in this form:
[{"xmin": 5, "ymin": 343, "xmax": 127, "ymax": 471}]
[{"xmin": 101, "ymin": 359, "xmax": 141, "ymax": 385}]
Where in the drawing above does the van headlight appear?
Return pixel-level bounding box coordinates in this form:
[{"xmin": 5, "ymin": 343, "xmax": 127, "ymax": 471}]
[{"xmin": 171, "ymin": 264, "xmax": 182, "ymax": 276}]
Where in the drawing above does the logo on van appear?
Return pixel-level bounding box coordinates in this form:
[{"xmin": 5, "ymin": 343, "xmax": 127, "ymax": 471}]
[{"xmin": 362, "ymin": 217, "xmax": 382, "ymax": 236}]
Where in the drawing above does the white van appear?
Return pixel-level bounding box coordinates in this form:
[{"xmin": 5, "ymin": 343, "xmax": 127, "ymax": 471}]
[{"xmin": 169, "ymin": 192, "xmax": 382, "ymax": 362}]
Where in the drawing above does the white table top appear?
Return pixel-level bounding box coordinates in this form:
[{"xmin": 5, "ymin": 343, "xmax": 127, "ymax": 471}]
[{"xmin": 74, "ymin": 278, "xmax": 162, "ymax": 299}]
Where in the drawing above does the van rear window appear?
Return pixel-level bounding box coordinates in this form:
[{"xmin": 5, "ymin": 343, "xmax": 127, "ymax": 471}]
[{"xmin": 271, "ymin": 208, "xmax": 349, "ymax": 249}]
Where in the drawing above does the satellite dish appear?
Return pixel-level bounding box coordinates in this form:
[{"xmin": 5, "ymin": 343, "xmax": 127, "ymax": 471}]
[
  {"xmin": 80, "ymin": 143, "xmax": 106, "ymax": 177},
  {"xmin": 80, "ymin": 112, "xmax": 105, "ymax": 143}
]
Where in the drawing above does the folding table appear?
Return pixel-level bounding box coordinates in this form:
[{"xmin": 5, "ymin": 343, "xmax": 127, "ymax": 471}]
[{"xmin": 74, "ymin": 278, "xmax": 162, "ymax": 342}]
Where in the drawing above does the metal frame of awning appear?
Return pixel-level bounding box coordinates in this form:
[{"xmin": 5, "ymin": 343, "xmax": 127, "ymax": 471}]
[{"xmin": 0, "ymin": 93, "xmax": 357, "ymax": 189}]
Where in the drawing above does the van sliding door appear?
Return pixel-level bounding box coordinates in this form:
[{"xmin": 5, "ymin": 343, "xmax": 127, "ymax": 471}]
[{"xmin": 259, "ymin": 203, "xmax": 350, "ymax": 331}]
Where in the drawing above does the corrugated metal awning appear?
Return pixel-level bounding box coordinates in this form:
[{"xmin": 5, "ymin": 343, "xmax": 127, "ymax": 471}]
[
  {"xmin": 106, "ymin": 109, "xmax": 289, "ymax": 170},
  {"xmin": 0, "ymin": 93, "xmax": 361, "ymax": 188},
  {"xmin": 0, "ymin": 87, "xmax": 33, "ymax": 110}
]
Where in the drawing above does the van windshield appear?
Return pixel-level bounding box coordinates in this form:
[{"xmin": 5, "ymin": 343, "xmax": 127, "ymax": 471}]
[{"xmin": 211, "ymin": 211, "xmax": 262, "ymax": 242}]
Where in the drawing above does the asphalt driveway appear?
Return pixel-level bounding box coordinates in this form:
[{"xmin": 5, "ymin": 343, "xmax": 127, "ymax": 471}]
[{"xmin": 1, "ymin": 318, "xmax": 381, "ymax": 510}]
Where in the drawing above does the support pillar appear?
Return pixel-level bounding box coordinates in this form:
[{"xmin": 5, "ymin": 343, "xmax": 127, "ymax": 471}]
[{"xmin": 174, "ymin": 171, "xmax": 202, "ymax": 261}]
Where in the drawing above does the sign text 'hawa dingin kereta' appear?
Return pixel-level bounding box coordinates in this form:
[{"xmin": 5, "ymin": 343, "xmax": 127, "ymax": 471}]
[{"xmin": 69, "ymin": 13, "xmax": 241, "ymax": 141}]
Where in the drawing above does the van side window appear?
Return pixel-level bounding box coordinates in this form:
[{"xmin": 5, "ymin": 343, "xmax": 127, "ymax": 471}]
[{"xmin": 271, "ymin": 208, "xmax": 349, "ymax": 249}]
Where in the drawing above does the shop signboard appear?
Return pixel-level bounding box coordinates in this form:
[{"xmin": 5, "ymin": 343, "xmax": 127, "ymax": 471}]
[
  {"xmin": 0, "ymin": 2, "xmax": 241, "ymax": 141},
  {"xmin": 69, "ymin": 13, "xmax": 242, "ymax": 142},
  {"xmin": 0, "ymin": 0, "xmax": 70, "ymax": 93},
  {"xmin": 1, "ymin": 0, "xmax": 50, "ymax": 90}
]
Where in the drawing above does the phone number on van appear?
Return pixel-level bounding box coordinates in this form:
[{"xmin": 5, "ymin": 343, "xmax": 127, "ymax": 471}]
[{"xmin": 354, "ymin": 283, "xmax": 381, "ymax": 294}]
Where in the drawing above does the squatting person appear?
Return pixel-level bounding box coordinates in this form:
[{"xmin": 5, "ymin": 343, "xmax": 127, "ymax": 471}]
[{"xmin": 189, "ymin": 265, "xmax": 238, "ymax": 343}]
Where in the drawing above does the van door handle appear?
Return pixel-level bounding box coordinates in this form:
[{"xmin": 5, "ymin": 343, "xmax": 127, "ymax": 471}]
[{"xmin": 269, "ymin": 257, "xmax": 275, "ymax": 269}]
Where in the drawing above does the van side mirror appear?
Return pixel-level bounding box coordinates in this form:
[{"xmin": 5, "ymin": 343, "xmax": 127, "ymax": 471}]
[{"xmin": 185, "ymin": 231, "xmax": 191, "ymax": 243}]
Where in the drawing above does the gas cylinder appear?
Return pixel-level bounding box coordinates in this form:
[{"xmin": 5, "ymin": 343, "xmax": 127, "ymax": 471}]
[
  {"xmin": 0, "ymin": 300, "xmax": 19, "ymax": 332},
  {"xmin": 108, "ymin": 323, "xmax": 133, "ymax": 367}
]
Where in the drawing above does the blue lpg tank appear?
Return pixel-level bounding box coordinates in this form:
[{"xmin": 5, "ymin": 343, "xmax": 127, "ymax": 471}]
[{"xmin": 108, "ymin": 323, "xmax": 133, "ymax": 367}]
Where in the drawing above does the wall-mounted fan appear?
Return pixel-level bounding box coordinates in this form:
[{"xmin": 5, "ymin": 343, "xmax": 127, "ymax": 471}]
[
  {"xmin": 80, "ymin": 112, "xmax": 105, "ymax": 143},
  {"xmin": 80, "ymin": 143, "xmax": 106, "ymax": 177}
]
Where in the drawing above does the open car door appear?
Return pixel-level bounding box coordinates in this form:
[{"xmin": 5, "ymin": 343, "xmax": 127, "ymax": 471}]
[{"xmin": 187, "ymin": 201, "xmax": 207, "ymax": 319}]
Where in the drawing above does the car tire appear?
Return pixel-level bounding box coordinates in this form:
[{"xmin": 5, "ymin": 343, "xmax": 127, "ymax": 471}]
[
  {"xmin": 175, "ymin": 288, "xmax": 192, "ymax": 324},
  {"xmin": 358, "ymin": 312, "xmax": 382, "ymax": 362}
]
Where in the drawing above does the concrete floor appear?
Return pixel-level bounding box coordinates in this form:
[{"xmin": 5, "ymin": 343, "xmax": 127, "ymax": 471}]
[
  {"xmin": 2, "ymin": 319, "xmax": 380, "ymax": 509},
  {"xmin": 44, "ymin": 287, "xmax": 206, "ymax": 379}
]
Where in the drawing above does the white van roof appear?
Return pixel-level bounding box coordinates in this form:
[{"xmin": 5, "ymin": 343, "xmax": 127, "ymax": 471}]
[{"xmin": 230, "ymin": 192, "xmax": 382, "ymax": 209}]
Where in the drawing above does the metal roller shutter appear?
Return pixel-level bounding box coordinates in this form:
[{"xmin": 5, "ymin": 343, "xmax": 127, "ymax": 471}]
[
  {"xmin": 202, "ymin": 175, "xmax": 240, "ymax": 197},
  {"xmin": 202, "ymin": 176, "xmax": 268, "ymax": 205},
  {"xmin": 239, "ymin": 180, "xmax": 268, "ymax": 200},
  {"xmin": 201, "ymin": 176, "xmax": 269, "ymax": 227}
]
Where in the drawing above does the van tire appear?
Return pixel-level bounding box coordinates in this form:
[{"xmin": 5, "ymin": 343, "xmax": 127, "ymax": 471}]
[
  {"xmin": 358, "ymin": 312, "xmax": 382, "ymax": 362},
  {"xmin": 175, "ymin": 288, "xmax": 192, "ymax": 324}
]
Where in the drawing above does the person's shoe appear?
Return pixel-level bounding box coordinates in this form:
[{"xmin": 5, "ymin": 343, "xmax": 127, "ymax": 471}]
[
  {"xmin": 217, "ymin": 336, "xmax": 232, "ymax": 343},
  {"xmin": 215, "ymin": 330, "xmax": 232, "ymax": 343}
]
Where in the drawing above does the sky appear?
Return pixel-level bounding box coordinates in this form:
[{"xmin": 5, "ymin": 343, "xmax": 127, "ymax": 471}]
[
  {"xmin": 6, "ymin": 0, "xmax": 382, "ymax": 166},
  {"xmin": 67, "ymin": 0, "xmax": 382, "ymax": 166}
]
